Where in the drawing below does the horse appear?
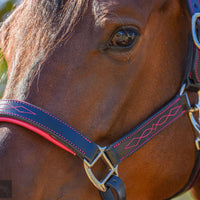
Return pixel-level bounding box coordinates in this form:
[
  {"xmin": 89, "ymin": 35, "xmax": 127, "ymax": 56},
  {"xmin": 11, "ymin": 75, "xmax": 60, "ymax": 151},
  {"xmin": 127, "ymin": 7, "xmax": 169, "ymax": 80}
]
[{"xmin": 0, "ymin": 0, "xmax": 200, "ymax": 199}]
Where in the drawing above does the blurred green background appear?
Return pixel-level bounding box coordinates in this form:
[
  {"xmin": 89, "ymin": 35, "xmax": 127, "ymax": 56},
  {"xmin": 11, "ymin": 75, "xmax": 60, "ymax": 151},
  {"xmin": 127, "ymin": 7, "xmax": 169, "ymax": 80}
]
[
  {"xmin": 175, "ymin": 192, "xmax": 194, "ymax": 200},
  {"xmin": 0, "ymin": 0, "xmax": 196, "ymax": 199},
  {"xmin": 0, "ymin": 0, "xmax": 15, "ymax": 98}
]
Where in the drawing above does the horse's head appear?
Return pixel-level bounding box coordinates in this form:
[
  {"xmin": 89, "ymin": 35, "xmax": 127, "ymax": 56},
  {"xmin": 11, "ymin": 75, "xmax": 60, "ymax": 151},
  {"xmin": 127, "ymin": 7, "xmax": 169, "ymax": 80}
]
[{"xmin": 0, "ymin": 0, "xmax": 198, "ymax": 199}]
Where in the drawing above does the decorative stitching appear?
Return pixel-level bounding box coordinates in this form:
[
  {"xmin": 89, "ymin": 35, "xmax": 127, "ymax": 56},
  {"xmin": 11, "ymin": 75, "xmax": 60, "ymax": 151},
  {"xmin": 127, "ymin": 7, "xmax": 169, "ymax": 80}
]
[
  {"xmin": 120, "ymin": 111, "xmax": 185, "ymax": 162},
  {"xmin": 0, "ymin": 103, "xmax": 36, "ymax": 115},
  {"xmin": 0, "ymin": 100, "xmax": 92, "ymax": 144},
  {"xmin": 0, "ymin": 111, "xmax": 86, "ymax": 155},
  {"xmin": 189, "ymin": 0, "xmax": 195, "ymax": 14},
  {"xmin": 113, "ymin": 97, "xmax": 181, "ymax": 148},
  {"xmin": 125, "ymin": 105, "xmax": 182, "ymax": 149}
]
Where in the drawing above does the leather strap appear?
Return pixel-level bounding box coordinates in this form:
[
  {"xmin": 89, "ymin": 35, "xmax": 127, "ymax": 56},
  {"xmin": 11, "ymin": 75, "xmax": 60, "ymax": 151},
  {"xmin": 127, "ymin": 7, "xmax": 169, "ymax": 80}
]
[
  {"xmin": 0, "ymin": 94, "xmax": 190, "ymax": 166},
  {"xmin": 168, "ymin": 1, "xmax": 200, "ymax": 195},
  {"xmin": 186, "ymin": 0, "xmax": 200, "ymax": 91},
  {"xmin": 0, "ymin": 93, "xmax": 191, "ymax": 200},
  {"xmin": 105, "ymin": 93, "xmax": 190, "ymax": 166},
  {"xmin": 0, "ymin": 1, "xmax": 199, "ymax": 199},
  {"xmin": 184, "ymin": 150, "xmax": 200, "ymax": 191},
  {"xmin": 168, "ymin": 150, "xmax": 200, "ymax": 199},
  {"xmin": 99, "ymin": 176, "xmax": 126, "ymax": 200},
  {"xmin": 0, "ymin": 100, "xmax": 99, "ymax": 163},
  {"xmin": 186, "ymin": 40, "xmax": 200, "ymax": 91},
  {"xmin": 186, "ymin": 0, "xmax": 200, "ymax": 15}
]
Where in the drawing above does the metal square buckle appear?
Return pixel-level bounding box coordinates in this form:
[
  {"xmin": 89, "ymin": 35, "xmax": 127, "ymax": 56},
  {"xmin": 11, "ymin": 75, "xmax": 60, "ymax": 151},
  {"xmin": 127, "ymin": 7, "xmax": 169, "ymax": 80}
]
[{"xmin": 84, "ymin": 146, "xmax": 118, "ymax": 192}]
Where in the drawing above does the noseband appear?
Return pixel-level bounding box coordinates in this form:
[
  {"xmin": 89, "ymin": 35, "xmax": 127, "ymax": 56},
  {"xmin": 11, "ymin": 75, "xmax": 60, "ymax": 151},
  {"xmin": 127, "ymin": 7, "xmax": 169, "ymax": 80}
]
[{"xmin": 1, "ymin": 1, "xmax": 200, "ymax": 199}]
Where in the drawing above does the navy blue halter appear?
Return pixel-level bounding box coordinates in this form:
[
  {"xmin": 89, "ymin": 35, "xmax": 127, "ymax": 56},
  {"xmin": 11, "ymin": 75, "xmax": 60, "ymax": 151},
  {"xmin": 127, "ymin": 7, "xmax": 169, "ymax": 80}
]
[{"xmin": 1, "ymin": 0, "xmax": 200, "ymax": 199}]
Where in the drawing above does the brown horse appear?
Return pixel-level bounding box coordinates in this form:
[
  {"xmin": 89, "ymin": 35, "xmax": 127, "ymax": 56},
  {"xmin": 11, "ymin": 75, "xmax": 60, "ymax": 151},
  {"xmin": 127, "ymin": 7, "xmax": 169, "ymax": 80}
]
[{"xmin": 0, "ymin": 0, "xmax": 200, "ymax": 199}]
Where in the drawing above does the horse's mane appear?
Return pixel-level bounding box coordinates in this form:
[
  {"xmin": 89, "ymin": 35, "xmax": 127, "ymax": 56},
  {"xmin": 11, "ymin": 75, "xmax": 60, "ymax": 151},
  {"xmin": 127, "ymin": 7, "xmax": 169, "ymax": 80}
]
[{"xmin": 0, "ymin": 0, "xmax": 89, "ymax": 75}]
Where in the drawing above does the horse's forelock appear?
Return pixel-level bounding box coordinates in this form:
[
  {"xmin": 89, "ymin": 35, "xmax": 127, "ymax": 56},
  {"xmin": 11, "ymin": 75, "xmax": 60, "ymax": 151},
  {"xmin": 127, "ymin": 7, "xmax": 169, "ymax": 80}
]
[
  {"xmin": 0, "ymin": 0, "xmax": 89, "ymax": 72},
  {"xmin": 0, "ymin": 0, "xmax": 89, "ymax": 99}
]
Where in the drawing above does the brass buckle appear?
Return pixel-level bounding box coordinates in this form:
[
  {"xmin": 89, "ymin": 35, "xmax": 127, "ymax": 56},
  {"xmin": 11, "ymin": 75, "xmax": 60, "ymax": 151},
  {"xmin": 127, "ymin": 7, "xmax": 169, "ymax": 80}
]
[
  {"xmin": 84, "ymin": 146, "xmax": 118, "ymax": 192},
  {"xmin": 192, "ymin": 12, "xmax": 200, "ymax": 49}
]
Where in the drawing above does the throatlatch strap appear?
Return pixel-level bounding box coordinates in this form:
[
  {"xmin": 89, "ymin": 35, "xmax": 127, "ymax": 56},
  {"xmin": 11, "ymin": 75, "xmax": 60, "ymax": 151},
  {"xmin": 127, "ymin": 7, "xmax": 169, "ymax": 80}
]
[
  {"xmin": 0, "ymin": 100, "xmax": 99, "ymax": 163},
  {"xmin": 168, "ymin": 150, "xmax": 200, "ymax": 199},
  {"xmin": 170, "ymin": 0, "xmax": 200, "ymax": 195},
  {"xmin": 105, "ymin": 93, "xmax": 190, "ymax": 166}
]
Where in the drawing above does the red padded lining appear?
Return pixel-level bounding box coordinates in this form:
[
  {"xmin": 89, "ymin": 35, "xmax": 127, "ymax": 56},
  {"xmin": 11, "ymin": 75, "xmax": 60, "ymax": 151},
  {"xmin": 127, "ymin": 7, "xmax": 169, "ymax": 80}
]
[{"xmin": 0, "ymin": 117, "xmax": 76, "ymax": 155}]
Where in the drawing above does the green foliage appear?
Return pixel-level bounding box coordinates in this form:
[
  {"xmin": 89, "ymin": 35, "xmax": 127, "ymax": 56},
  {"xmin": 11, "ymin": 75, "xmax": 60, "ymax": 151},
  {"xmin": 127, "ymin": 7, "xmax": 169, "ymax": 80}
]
[
  {"xmin": 0, "ymin": 0, "xmax": 15, "ymax": 98},
  {"xmin": 173, "ymin": 192, "xmax": 194, "ymax": 200},
  {"xmin": 0, "ymin": 51, "xmax": 7, "ymax": 98},
  {"xmin": 0, "ymin": 0, "xmax": 15, "ymax": 21}
]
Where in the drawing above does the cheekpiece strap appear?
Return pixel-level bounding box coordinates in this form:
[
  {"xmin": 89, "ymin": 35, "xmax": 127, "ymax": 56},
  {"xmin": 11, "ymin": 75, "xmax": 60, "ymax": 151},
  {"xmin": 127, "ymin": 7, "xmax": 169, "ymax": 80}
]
[
  {"xmin": 105, "ymin": 93, "xmax": 191, "ymax": 166},
  {"xmin": 186, "ymin": 0, "xmax": 200, "ymax": 91}
]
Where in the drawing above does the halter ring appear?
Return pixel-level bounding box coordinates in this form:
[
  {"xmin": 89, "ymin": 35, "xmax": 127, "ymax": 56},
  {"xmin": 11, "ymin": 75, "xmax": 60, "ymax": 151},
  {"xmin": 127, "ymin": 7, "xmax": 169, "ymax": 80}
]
[
  {"xmin": 192, "ymin": 12, "xmax": 200, "ymax": 49},
  {"xmin": 84, "ymin": 146, "xmax": 118, "ymax": 192}
]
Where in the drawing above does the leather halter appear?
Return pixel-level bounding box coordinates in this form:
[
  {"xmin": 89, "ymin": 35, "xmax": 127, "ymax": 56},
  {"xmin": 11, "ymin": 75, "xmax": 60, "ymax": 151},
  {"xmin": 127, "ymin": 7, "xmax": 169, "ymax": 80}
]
[{"xmin": 1, "ymin": 1, "xmax": 200, "ymax": 199}]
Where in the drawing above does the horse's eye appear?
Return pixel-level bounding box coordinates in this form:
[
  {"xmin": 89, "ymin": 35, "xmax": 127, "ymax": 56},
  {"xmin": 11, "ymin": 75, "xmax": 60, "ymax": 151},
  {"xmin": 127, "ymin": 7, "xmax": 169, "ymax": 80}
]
[{"xmin": 109, "ymin": 27, "xmax": 139, "ymax": 50}]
